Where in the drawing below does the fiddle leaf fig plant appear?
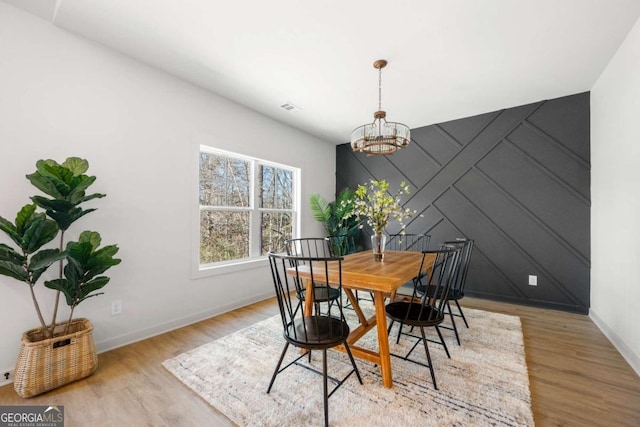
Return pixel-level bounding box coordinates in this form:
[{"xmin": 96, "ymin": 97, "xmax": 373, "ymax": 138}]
[
  {"xmin": 0, "ymin": 157, "xmax": 120, "ymax": 339},
  {"xmin": 45, "ymin": 231, "xmax": 121, "ymax": 333}
]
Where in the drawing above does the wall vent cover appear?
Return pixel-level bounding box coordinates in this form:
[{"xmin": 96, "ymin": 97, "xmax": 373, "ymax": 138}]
[{"xmin": 280, "ymin": 102, "xmax": 300, "ymax": 112}]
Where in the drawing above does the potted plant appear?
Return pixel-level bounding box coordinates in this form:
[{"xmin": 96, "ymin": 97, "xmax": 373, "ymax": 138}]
[
  {"xmin": 343, "ymin": 179, "xmax": 414, "ymax": 261},
  {"xmin": 309, "ymin": 188, "xmax": 360, "ymax": 255},
  {"xmin": 0, "ymin": 157, "xmax": 121, "ymax": 397}
]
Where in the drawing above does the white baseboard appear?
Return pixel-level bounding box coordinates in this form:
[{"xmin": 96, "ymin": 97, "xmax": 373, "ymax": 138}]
[
  {"xmin": 589, "ymin": 308, "xmax": 640, "ymax": 377},
  {"xmin": 96, "ymin": 290, "xmax": 274, "ymax": 354}
]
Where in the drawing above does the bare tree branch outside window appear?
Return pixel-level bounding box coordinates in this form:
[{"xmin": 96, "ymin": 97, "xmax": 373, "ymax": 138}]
[{"xmin": 199, "ymin": 149, "xmax": 296, "ymax": 265}]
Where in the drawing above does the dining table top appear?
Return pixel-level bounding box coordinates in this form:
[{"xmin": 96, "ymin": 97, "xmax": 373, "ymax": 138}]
[{"xmin": 291, "ymin": 249, "xmax": 432, "ymax": 293}]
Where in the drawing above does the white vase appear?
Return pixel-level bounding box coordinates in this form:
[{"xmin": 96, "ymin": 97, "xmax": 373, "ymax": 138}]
[{"xmin": 371, "ymin": 231, "xmax": 387, "ymax": 261}]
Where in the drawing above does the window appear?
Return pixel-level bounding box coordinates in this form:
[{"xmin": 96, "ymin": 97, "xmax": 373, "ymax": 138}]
[{"xmin": 198, "ymin": 146, "xmax": 298, "ymax": 268}]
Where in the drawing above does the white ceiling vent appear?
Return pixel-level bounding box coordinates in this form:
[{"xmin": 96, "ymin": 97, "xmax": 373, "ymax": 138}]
[{"xmin": 280, "ymin": 102, "xmax": 301, "ymax": 113}]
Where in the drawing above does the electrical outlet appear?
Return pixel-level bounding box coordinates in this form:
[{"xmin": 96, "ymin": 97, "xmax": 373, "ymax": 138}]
[
  {"xmin": 1, "ymin": 369, "xmax": 13, "ymax": 386},
  {"xmin": 528, "ymin": 275, "xmax": 538, "ymax": 286},
  {"xmin": 111, "ymin": 300, "xmax": 122, "ymax": 315}
]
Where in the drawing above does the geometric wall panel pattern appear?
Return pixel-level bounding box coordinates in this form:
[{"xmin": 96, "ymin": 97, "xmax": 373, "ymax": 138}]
[{"xmin": 336, "ymin": 92, "xmax": 590, "ymax": 313}]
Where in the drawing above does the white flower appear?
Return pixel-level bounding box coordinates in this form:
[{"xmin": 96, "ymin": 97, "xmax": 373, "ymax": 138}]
[{"xmin": 343, "ymin": 179, "xmax": 414, "ymax": 235}]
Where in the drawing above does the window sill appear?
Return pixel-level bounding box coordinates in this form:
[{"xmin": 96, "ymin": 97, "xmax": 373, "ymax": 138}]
[{"xmin": 192, "ymin": 256, "xmax": 269, "ymax": 279}]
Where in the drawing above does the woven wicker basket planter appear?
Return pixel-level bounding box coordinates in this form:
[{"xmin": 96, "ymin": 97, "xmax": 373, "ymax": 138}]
[{"xmin": 14, "ymin": 318, "xmax": 98, "ymax": 398}]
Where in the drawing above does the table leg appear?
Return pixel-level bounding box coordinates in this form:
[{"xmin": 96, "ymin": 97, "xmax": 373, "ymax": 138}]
[
  {"xmin": 303, "ymin": 280, "xmax": 314, "ymax": 317},
  {"xmin": 301, "ymin": 281, "xmax": 315, "ymax": 356},
  {"xmin": 373, "ymin": 290, "xmax": 393, "ymax": 388}
]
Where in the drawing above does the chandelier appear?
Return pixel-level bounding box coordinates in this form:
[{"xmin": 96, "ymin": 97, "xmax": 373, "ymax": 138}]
[{"xmin": 351, "ymin": 59, "xmax": 410, "ymax": 155}]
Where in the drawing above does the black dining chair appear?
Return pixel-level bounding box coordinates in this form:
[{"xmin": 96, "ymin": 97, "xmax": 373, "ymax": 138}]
[
  {"xmin": 267, "ymin": 252, "xmax": 363, "ymax": 427},
  {"xmin": 285, "ymin": 237, "xmax": 340, "ymax": 314},
  {"xmin": 420, "ymin": 239, "xmax": 474, "ymax": 345},
  {"xmin": 385, "ymin": 247, "xmax": 462, "ymax": 390},
  {"xmin": 386, "ymin": 233, "xmax": 431, "ymax": 252},
  {"xmin": 386, "ymin": 233, "xmax": 431, "ymax": 341}
]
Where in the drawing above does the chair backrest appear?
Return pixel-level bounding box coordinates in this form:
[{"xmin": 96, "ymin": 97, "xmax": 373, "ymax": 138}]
[
  {"xmin": 387, "ymin": 233, "xmax": 431, "ymax": 252},
  {"xmin": 285, "ymin": 237, "xmax": 334, "ymax": 258},
  {"xmin": 439, "ymin": 239, "xmax": 474, "ymax": 294},
  {"xmin": 408, "ymin": 248, "xmax": 462, "ymax": 321},
  {"xmin": 327, "ymin": 234, "xmax": 357, "ymax": 256},
  {"xmin": 268, "ymin": 252, "xmax": 348, "ymax": 345}
]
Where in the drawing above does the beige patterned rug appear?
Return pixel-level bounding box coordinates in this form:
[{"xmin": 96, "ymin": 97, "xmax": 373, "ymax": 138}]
[{"xmin": 163, "ymin": 304, "xmax": 534, "ymax": 426}]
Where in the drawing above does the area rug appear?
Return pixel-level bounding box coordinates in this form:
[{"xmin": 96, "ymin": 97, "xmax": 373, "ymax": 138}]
[{"xmin": 163, "ymin": 304, "xmax": 534, "ymax": 426}]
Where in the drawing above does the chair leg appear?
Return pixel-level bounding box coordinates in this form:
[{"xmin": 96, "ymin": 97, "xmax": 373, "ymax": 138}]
[
  {"xmin": 387, "ymin": 319, "xmax": 405, "ymax": 344},
  {"xmin": 344, "ymin": 342, "xmax": 363, "ymax": 384},
  {"xmin": 396, "ymin": 321, "xmax": 404, "ymax": 344},
  {"xmin": 267, "ymin": 342, "xmax": 289, "ymax": 393},
  {"xmin": 419, "ymin": 326, "xmax": 437, "ymax": 390},
  {"xmin": 447, "ymin": 301, "xmax": 461, "ymax": 346},
  {"xmin": 455, "ymin": 299, "xmax": 469, "ymax": 328},
  {"xmin": 322, "ymin": 349, "xmax": 329, "ymax": 427},
  {"xmin": 435, "ymin": 326, "xmax": 451, "ymax": 359}
]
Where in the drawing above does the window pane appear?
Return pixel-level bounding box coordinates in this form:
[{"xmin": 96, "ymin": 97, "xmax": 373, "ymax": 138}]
[
  {"xmin": 261, "ymin": 212, "xmax": 292, "ymax": 255},
  {"xmin": 259, "ymin": 165, "xmax": 293, "ymax": 209},
  {"xmin": 200, "ymin": 210, "xmax": 250, "ymax": 263},
  {"xmin": 200, "ymin": 152, "xmax": 250, "ymax": 207}
]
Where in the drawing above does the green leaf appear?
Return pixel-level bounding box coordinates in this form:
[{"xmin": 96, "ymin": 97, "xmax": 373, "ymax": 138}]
[
  {"xmin": 15, "ymin": 204, "xmax": 37, "ymax": 234},
  {"xmin": 26, "ymin": 172, "xmax": 64, "ymax": 199},
  {"xmin": 309, "ymin": 193, "xmax": 331, "ymax": 223},
  {"xmin": 31, "ymin": 196, "xmax": 74, "ymax": 213},
  {"xmin": 62, "ymin": 157, "xmax": 89, "ymax": 176},
  {"xmin": 75, "ymin": 192, "xmax": 106, "ymax": 205},
  {"xmin": 29, "ymin": 248, "xmax": 66, "ymax": 271},
  {"xmin": 67, "ymin": 176, "xmax": 100, "ymax": 204},
  {"xmin": 86, "ymin": 247, "xmax": 121, "ymax": 278},
  {"xmin": 333, "ymin": 188, "xmax": 356, "ymax": 219},
  {"xmin": 0, "ymin": 216, "xmax": 22, "ymax": 248},
  {"xmin": 29, "ymin": 247, "xmax": 66, "ymax": 283},
  {"xmin": 63, "ymin": 257, "xmax": 82, "ymax": 286},
  {"xmin": 39, "ymin": 162, "xmax": 74, "ymax": 195},
  {"xmin": 37, "ymin": 159, "xmax": 60, "ymax": 169},
  {"xmin": 78, "ymin": 276, "xmax": 110, "ymax": 300},
  {"xmin": 79, "ymin": 230, "xmax": 101, "ymax": 251},
  {"xmin": 22, "ymin": 216, "xmax": 59, "ymax": 253},
  {"xmin": 0, "ymin": 243, "xmax": 25, "ymax": 264},
  {"xmin": 47, "ymin": 207, "xmax": 95, "ymax": 230},
  {"xmin": 66, "ymin": 240, "xmax": 93, "ymax": 265},
  {"xmin": 43, "ymin": 278, "xmax": 75, "ymax": 306},
  {"xmin": 0, "ymin": 260, "xmax": 28, "ymax": 281}
]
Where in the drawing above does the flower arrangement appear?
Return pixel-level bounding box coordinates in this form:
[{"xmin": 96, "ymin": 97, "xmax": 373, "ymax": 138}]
[{"xmin": 344, "ymin": 179, "xmax": 414, "ymax": 235}]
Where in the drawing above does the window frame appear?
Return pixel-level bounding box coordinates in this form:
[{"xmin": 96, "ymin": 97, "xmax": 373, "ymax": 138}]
[{"xmin": 194, "ymin": 145, "xmax": 300, "ymax": 277}]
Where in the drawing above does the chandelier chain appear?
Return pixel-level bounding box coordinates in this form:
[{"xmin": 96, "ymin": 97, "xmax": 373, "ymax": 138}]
[{"xmin": 378, "ymin": 65, "xmax": 382, "ymax": 112}]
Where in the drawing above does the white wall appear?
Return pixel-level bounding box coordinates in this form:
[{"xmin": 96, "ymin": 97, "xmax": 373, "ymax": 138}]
[
  {"xmin": 0, "ymin": 3, "xmax": 335, "ymax": 373},
  {"xmin": 591, "ymin": 17, "xmax": 640, "ymax": 375}
]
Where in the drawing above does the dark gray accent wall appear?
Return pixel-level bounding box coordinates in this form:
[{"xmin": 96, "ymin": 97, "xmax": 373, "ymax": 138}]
[{"xmin": 336, "ymin": 92, "xmax": 590, "ymax": 314}]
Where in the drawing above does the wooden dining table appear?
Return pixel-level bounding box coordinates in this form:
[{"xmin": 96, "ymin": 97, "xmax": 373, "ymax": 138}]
[{"xmin": 293, "ymin": 249, "xmax": 434, "ymax": 388}]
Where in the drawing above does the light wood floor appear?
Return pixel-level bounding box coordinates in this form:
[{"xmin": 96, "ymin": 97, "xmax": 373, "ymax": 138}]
[{"xmin": 1, "ymin": 297, "xmax": 639, "ymax": 426}]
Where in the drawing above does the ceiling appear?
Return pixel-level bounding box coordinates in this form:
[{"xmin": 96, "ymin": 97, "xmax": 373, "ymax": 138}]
[{"xmin": 4, "ymin": 0, "xmax": 640, "ymax": 144}]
